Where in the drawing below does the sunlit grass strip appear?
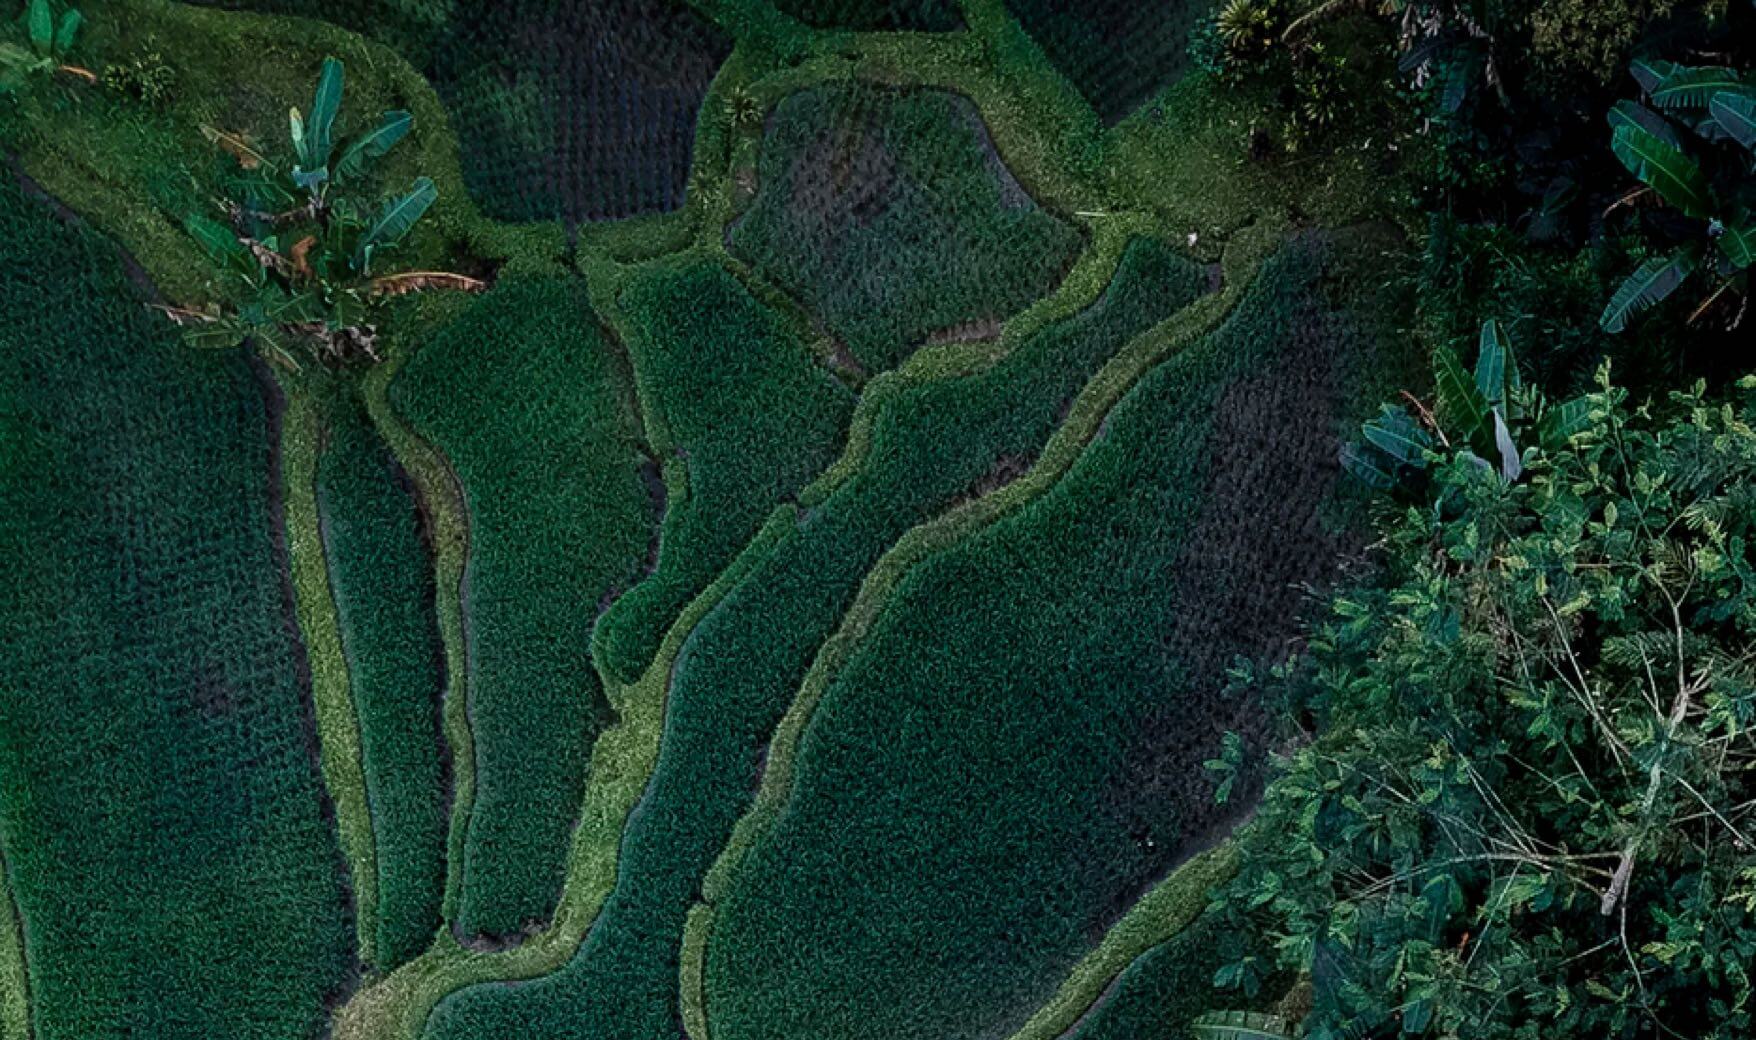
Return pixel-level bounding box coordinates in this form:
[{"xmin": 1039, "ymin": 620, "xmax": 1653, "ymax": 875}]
[
  {"xmin": 0, "ymin": 846, "xmax": 28, "ymax": 1040},
  {"xmin": 329, "ymin": 515, "xmax": 790, "ymax": 1040},
  {"xmin": 358, "ymin": 340, "xmax": 475, "ymax": 931},
  {"xmin": 1003, "ymin": 844, "xmax": 1238, "ymax": 1040},
  {"xmin": 681, "ymin": 221, "xmax": 1282, "ymax": 1040},
  {"xmin": 280, "ymin": 375, "xmax": 379, "ymax": 970}
]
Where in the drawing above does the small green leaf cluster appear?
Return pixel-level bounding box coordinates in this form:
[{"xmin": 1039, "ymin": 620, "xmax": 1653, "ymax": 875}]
[
  {"xmin": 1213, "ymin": 366, "xmax": 1756, "ymax": 1039},
  {"xmin": 0, "ymin": 0, "xmax": 81, "ymax": 94},
  {"xmin": 1601, "ymin": 58, "xmax": 1756, "ymax": 332}
]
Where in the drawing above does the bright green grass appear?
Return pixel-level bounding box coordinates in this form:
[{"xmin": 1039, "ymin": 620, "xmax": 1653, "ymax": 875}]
[
  {"xmin": 417, "ymin": 235, "xmax": 1205, "ymax": 1040},
  {"xmin": 706, "ymin": 234, "xmax": 1397, "ymax": 1040},
  {"xmin": 315, "ymin": 385, "xmax": 451, "ymax": 972},
  {"xmin": 0, "ymin": 174, "xmax": 355, "ymax": 1040},
  {"xmin": 728, "ymin": 83, "xmax": 1084, "ymax": 374},
  {"xmin": 589, "ymin": 257, "xmax": 855, "ymax": 685},
  {"xmin": 389, "ymin": 275, "xmax": 654, "ymax": 942}
]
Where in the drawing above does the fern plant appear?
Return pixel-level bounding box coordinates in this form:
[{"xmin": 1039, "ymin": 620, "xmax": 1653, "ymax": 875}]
[
  {"xmin": 1189, "ymin": 1010, "xmax": 1295, "ymax": 1040},
  {"xmin": 1599, "ymin": 58, "xmax": 1756, "ymax": 333},
  {"xmin": 169, "ymin": 57, "xmax": 482, "ymax": 370}
]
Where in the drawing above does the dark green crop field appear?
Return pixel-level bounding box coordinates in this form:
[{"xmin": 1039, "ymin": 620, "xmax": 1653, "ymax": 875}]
[
  {"xmin": 8, "ymin": 0, "xmax": 1656, "ymax": 1034},
  {"xmin": 0, "ymin": 174, "xmax": 356, "ymax": 1040},
  {"xmin": 390, "ymin": 277, "xmax": 655, "ymax": 941},
  {"xmin": 315, "ymin": 387, "xmax": 450, "ymax": 971},
  {"xmin": 705, "ymin": 236, "xmax": 1392, "ymax": 1040},
  {"xmin": 729, "ymin": 84, "xmax": 1084, "ymax": 374}
]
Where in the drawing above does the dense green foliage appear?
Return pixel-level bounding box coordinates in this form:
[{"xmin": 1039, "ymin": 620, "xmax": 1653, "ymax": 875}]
[
  {"xmin": 590, "ymin": 259, "xmax": 855, "ymax": 684},
  {"xmin": 707, "ymin": 235, "xmax": 1397, "ymax": 1040},
  {"xmin": 314, "ymin": 386, "xmax": 448, "ymax": 971},
  {"xmin": 390, "ymin": 276, "xmax": 654, "ymax": 941},
  {"xmin": 1064, "ymin": 909, "xmax": 1280, "ymax": 1040},
  {"xmin": 421, "ymin": 236, "xmax": 1208, "ymax": 1040},
  {"xmin": 0, "ymin": 173, "xmax": 355, "ymax": 1039},
  {"xmin": 1213, "ymin": 370, "xmax": 1756, "ymax": 1037},
  {"xmin": 729, "ymin": 84, "xmax": 1083, "ymax": 374}
]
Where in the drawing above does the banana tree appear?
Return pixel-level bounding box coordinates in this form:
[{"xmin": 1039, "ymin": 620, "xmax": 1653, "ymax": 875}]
[
  {"xmin": 0, "ymin": 0, "xmax": 92, "ymax": 93},
  {"xmin": 1341, "ymin": 319, "xmax": 1593, "ymax": 493},
  {"xmin": 1599, "ymin": 59, "xmax": 1756, "ymax": 333},
  {"xmin": 173, "ymin": 56, "xmax": 483, "ymax": 370}
]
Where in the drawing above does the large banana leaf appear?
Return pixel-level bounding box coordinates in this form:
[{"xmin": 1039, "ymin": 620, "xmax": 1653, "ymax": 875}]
[
  {"xmin": 302, "ymin": 57, "xmax": 344, "ymax": 172},
  {"xmin": 352, "ymin": 176, "xmax": 436, "ymax": 273},
  {"xmin": 1630, "ymin": 57, "xmax": 1679, "ymax": 96},
  {"xmin": 1608, "ymin": 100, "xmax": 1682, "ymax": 149},
  {"xmin": 1538, "ymin": 397, "xmax": 1595, "ymax": 450},
  {"xmin": 335, "ymin": 110, "xmax": 412, "ymax": 183},
  {"xmin": 1474, "ymin": 318, "xmax": 1518, "ymax": 414},
  {"xmin": 1435, "ymin": 345, "xmax": 1494, "ymax": 457},
  {"xmin": 183, "ymin": 213, "xmax": 259, "ymax": 280},
  {"xmin": 1341, "ymin": 442, "xmax": 1399, "ymax": 490},
  {"xmin": 1611, "ymin": 124, "xmax": 1714, "ymax": 219},
  {"xmin": 1189, "ymin": 1010, "xmax": 1294, "ymax": 1040},
  {"xmin": 1709, "ymin": 92, "xmax": 1756, "ymax": 153},
  {"xmin": 1649, "ymin": 65, "xmax": 1753, "ymax": 111},
  {"xmin": 1720, "ymin": 217, "xmax": 1756, "ymax": 270},
  {"xmin": 53, "ymin": 9, "xmax": 79, "ymax": 57},
  {"xmin": 1600, "ymin": 251, "xmax": 1696, "ymax": 333},
  {"xmin": 26, "ymin": 0, "xmax": 52, "ymax": 56},
  {"xmin": 1361, "ymin": 404, "xmax": 1432, "ymax": 467}
]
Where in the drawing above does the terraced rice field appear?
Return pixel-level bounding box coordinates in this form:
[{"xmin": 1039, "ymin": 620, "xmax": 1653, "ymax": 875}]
[{"xmin": 0, "ymin": 1, "xmax": 1421, "ymax": 1039}]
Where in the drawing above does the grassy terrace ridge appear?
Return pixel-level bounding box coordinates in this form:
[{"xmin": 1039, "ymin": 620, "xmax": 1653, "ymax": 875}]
[
  {"xmin": 702, "ymin": 229, "xmax": 1403, "ymax": 1040},
  {"xmin": 0, "ymin": 171, "xmax": 357, "ymax": 1040},
  {"xmin": 315, "ymin": 385, "xmax": 451, "ymax": 973},
  {"xmin": 0, "ymin": 0, "xmax": 1423, "ymax": 1037},
  {"xmin": 389, "ymin": 277, "xmax": 656, "ymax": 943},
  {"xmin": 680, "ymin": 222, "xmax": 1282, "ymax": 1040},
  {"xmin": 0, "ymin": 851, "xmax": 26, "ymax": 1040},
  {"xmin": 280, "ymin": 372, "xmax": 382, "ymax": 969}
]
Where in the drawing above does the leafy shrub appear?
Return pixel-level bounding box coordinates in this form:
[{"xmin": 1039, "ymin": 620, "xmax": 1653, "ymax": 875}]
[
  {"xmin": 1597, "ymin": 58, "xmax": 1754, "ymax": 335},
  {"xmin": 100, "ymin": 50, "xmax": 175, "ymax": 106},
  {"xmin": 0, "ymin": 168, "xmax": 355, "ymax": 1040},
  {"xmin": 729, "ymin": 84, "xmax": 1082, "ymax": 374},
  {"xmin": 422, "ymin": 237, "xmax": 1208, "ymax": 1040},
  {"xmin": 390, "ymin": 276, "xmax": 655, "ymax": 941},
  {"xmin": 706, "ymin": 235, "xmax": 1401, "ymax": 1040},
  {"xmin": 1212, "ymin": 368, "xmax": 1756, "ymax": 1038},
  {"xmin": 589, "ymin": 259, "xmax": 855, "ymax": 684},
  {"xmin": 314, "ymin": 385, "xmax": 449, "ymax": 971}
]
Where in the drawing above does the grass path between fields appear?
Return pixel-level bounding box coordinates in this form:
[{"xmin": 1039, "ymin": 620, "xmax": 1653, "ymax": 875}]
[
  {"xmin": 279, "ymin": 380, "xmax": 381, "ymax": 970},
  {"xmin": 2, "ymin": 0, "xmax": 1414, "ymax": 1034},
  {"xmin": 677, "ymin": 221, "xmax": 1284, "ymax": 1040},
  {"xmin": 0, "ymin": 840, "xmax": 29, "ymax": 1040}
]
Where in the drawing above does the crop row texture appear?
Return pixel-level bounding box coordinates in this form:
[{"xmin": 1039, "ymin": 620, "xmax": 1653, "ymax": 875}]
[
  {"xmin": 315, "ymin": 387, "xmax": 452, "ymax": 971},
  {"xmin": 1003, "ymin": 0, "xmax": 1209, "ymax": 125},
  {"xmin": 417, "ymin": 235, "xmax": 1205, "ymax": 1040},
  {"xmin": 588, "ymin": 258, "xmax": 855, "ymax": 685},
  {"xmin": 389, "ymin": 276, "xmax": 656, "ymax": 942},
  {"xmin": 0, "ymin": 175, "xmax": 357, "ymax": 1040},
  {"xmin": 729, "ymin": 84, "xmax": 1084, "ymax": 374},
  {"xmin": 706, "ymin": 234, "xmax": 1383, "ymax": 1040}
]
